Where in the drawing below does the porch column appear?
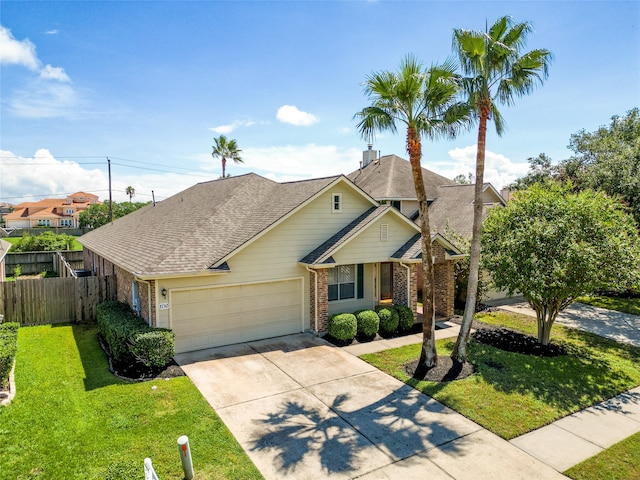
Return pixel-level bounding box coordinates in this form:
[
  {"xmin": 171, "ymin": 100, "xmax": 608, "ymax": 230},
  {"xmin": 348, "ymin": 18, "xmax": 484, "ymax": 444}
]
[
  {"xmin": 392, "ymin": 262, "xmax": 408, "ymax": 306},
  {"xmin": 434, "ymin": 261, "xmax": 455, "ymax": 319},
  {"xmin": 310, "ymin": 269, "xmax": 329, "ymax": 333}
]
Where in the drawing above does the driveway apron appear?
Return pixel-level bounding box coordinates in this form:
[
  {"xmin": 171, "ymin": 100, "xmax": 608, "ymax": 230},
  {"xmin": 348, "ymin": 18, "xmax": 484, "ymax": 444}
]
[{"xmin": 176, "ymin": 333, "xmax": 567, "ymax": 479}]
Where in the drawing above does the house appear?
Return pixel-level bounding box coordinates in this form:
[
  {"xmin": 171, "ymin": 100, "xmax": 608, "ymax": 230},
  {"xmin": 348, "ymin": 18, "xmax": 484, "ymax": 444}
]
[
  {"xmin": 80, "ymin": 173, "xmax": 462, "ymax": 354},
  {"xmin": 5, "ymin": 192, "xmax": 100, "ymax": 229},
  {"xmin": 347, "ymin": 148, "xmax": 506, "ymax": 239},
  {"xmin": 348, "ymin": 148, "xmax": 507, "ymax": 303}
]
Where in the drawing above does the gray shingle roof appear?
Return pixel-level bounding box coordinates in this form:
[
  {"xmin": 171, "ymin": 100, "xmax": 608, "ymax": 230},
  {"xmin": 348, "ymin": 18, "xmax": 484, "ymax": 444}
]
[
  {"xmin": 300, "ymin": 205, "xmax": 392, "ymax": 265},
  {"xmin": 80, "ymin": 173, "xmax": 340, "ymax": 276},
  {"xmin": 428, "ymin": 183, "xmax": 504, "ymax": 239},
  {"xmin": 347, "ymin": 154, "xmax": 457, "ymax": 199}
]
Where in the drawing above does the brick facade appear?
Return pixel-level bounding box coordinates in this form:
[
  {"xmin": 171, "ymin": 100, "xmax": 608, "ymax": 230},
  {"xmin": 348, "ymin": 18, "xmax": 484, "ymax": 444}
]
[
  {"xmin": 311, "ymin": 269, "xmax": 329, "ymax": 333},
  {"xmin": 415, "ymin": 243, "xmax": 455, "ymax": 319},
  {"xmin": 392, "ymin": 262, "xmax": 408, "ymax": 306},
  {"xmin": 84, "ymin": 248, "xmax": 156, "ymax": 326}
]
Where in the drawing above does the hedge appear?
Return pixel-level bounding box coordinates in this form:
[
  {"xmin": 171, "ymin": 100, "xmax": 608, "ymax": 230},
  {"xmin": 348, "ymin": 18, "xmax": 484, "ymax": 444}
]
[
  {"xmin": 377, "ymin": 307, "xmax": 399, "ymax": 335},
  {"xmin": 356, "ymin": 310, "xmax": 379, "ymax": 337},
  {"xmin": 96, "ymin": 301, "xmax": 174, "ymax": 368},
  {"xmin": 395, "ymin": 305, "xmax": 415, "ymax": 332},
  {"xmin": 0, "ymin": 322, "xmax": 20, "ymax": 386},
  {"xmin": 328, "ymin": 313, "xmax": 357, "ymax": 341}
]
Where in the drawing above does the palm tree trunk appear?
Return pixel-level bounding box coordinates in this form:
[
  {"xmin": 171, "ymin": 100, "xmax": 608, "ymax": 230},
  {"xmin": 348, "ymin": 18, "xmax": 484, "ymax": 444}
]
[
  {"xmin": 407, "ymin": 127, "xmax": 438, "ymax": 371},
  {"xmin": 452, "ymin": 102, "xmax": 490, "ymax": 363},
  {"xmin": 222, "ymin": 157, "xmax": 227, "ymax": 178}
]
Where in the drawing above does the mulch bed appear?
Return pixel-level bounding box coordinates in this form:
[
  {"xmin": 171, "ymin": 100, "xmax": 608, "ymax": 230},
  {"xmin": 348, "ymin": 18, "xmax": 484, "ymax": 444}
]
[{"xmin": 98, "ymin": 334, "xmax": 185, "ymax": 381}]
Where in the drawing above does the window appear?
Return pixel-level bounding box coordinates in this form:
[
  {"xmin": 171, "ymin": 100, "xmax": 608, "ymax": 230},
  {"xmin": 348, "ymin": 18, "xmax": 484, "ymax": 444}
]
[
  {"xmin": 380, "ymin": 200, "xmax": 401, "ymax": 211},
  {"xmin": 65, "ymin": 208, "xmax": 74, "ymax": 215},
  {"xmin": 332, "ymin": 193, "xmax": 342, "ymax": 213},
  {"xmin": 328, "ymin": 264, "xmax": 364, "ymax": 301},
  {"xmin": 37, "ymin": 219, "xmax": 51, "ymax": 226}
]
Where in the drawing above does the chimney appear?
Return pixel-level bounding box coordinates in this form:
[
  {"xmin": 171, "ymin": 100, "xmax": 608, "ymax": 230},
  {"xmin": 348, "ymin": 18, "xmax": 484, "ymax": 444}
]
[{"xmin": 362, "ymin": 144, "xmax": 377, "ymax": 167}]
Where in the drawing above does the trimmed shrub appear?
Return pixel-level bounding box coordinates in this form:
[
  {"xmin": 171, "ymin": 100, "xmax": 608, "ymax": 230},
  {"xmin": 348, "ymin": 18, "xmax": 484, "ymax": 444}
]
[
  {"xmin": 96, "ymin": 301, "xmax": 175, "ymax": 368},
  {"xmin": 328, "ymin": 313, "xmax": 357, "ymax": 341},
  {"xmin": 129, "ymin": 329, "xmax": 175, "ymax": 367},
  {"xmin": 395, "ymin": 305, "xmax": 415, "ymax": 332},
  {"xmin": 356, "ymin": 310, "xmax": 379, "ymax": 337},
  {"xmin": 377, "ymin": 307, "xmax": 399, "ymax": 335},
  {"xmin": 0, "ymin": 322, "xmax": 19, "ymax": 385}
]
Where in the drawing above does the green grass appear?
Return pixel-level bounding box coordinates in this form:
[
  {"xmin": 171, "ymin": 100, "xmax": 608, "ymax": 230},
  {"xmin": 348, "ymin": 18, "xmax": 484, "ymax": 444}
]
[
  {"xmin": 4, "ymin": 236, "xmax": 83, "ymax": 251},
  {"xmin": 577, "ymin": 295, "xmax": 640, "ymax": 317},
  {"xmin": 565, "ymin": 432, "xmax": 640, "ymax": 479},
  {"xmin": 361, "ymin": 311, "xmax": 640, "ymax": 440},
  {"xmin": 0, "ymin": 324, "xmax": 262, "ymax": 480}
]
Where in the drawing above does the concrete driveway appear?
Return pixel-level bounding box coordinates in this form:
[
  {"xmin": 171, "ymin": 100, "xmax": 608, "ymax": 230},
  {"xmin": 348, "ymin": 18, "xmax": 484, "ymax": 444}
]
[{"xmin": 176, "ymin": 334, "xmax": 566, "ymax": 479}]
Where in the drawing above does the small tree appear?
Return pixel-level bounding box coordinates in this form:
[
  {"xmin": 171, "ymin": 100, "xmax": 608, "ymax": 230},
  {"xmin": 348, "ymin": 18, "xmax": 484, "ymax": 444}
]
[
  {"xmin": 482, "ymin": 184, "xmax": 640, "ymax": 345},
  {"xmin": 125, "ymin": 186, "xmax": 135, "ymax": 203}
]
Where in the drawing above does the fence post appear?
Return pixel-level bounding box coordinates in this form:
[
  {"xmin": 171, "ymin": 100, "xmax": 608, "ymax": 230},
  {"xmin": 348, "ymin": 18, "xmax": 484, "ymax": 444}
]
[
  {"xmin": 144, "ymin": 457, "xmax": 160, "ymax": 480},
  {"xmin": 177, "ymin": 435, "xmax": 194, "ymax": 479}
]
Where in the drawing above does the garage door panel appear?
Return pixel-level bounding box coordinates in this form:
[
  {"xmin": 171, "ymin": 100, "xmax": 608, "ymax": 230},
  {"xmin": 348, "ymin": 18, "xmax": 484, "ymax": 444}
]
[{"xmin": 171, "ymin": 279, "xmax": 303, "ymax": 353}]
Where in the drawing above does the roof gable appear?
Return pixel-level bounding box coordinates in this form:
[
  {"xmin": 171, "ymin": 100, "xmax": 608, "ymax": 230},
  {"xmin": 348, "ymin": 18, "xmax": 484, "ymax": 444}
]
[
  {"xmin": 347, "ymin": 154, "xmax": 457, "ymax": 200},
  {"xmin": 80, "ymin": 173, "xmax": 380, "ymax": 277}
]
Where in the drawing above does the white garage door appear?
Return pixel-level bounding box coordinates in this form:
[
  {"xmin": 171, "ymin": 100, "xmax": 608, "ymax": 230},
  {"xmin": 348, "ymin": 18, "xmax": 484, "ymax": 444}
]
[{"xmin": 171, "ymin": 279, "xmax": 303, "ymax": 353}]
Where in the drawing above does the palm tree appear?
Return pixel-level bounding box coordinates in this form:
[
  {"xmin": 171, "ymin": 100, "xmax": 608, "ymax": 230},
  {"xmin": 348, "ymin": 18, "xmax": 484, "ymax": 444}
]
[
  {"xmin": 125, "ymin": 185, "xmax": 135, "ymax": 203},
  {"xmin": 451, "ymin": 16, "xmax": 552, "ymax": 363},
  {"xmin": 355, "ymin": 54, "xmax": 470, "ymax": 370},
  {"xmin": 212, "ymin": 135, "xmax": 243, "ymax": 178}
]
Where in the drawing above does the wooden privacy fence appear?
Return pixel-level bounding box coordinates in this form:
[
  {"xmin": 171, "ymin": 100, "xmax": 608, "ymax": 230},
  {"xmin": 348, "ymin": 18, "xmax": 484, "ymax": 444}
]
[
  {"xmin": 5, "ymin": 250, "xmax": 84, "ymax": 276},
  {"xmin": 0, "ymin": 275, "xmax": 117, "ymax": 325}
]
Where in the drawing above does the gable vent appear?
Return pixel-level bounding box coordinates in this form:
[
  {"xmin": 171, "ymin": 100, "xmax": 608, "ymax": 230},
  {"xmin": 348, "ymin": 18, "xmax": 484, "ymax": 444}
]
[{"xmin": 380, "ymin": 224, "xmax": 389, "ymax": 241}]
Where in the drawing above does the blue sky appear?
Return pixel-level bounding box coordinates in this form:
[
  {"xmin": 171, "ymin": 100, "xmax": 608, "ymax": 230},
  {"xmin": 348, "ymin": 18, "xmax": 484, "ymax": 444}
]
[{"xmin": 1, "ymin": 1, "xmax": 638, "ymax": 203}]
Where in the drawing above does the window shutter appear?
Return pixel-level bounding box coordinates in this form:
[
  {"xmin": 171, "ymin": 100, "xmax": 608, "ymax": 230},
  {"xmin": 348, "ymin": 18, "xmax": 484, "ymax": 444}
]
[{"xmin": 357, "ymin": 264, "xmax": 364, "ymax": 299}]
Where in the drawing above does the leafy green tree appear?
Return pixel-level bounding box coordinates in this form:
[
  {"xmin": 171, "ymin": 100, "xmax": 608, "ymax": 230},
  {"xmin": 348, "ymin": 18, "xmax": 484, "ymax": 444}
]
[
  {"xmin": 451, "ymin": 16, "xmax": 553, "ymax": 363},
  {"xmin": 79, "ymin": 201, "xmax": 149, "ymax": 228},
  {"xmin": 12, "ymin": 231, "xmax": 75, "ymax": 252},
  {"xmin": 482, "ymin": 184, "xmax": 640, "ymax": 345},
  {"xmin": 508, "ymin": 153, "xmax": 556, "ymax": 190},
  {"xmin": 355, "ymin": 54, "xmax": 470, "ymax": 370},
  {"xmin": 212, "ymin": 135, "xmax": 243, "ymax": 178},
  {"xmin": 561, "ymin": 108, "xmax": 640, "ymax": 225},
  {"xmin": 453, "ymin": 173, "xmax": 473, "ymax": 184}
]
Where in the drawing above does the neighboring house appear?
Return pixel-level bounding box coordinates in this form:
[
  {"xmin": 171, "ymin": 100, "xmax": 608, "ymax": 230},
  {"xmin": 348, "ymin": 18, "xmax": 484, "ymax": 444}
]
[
  {"xmin": 80, "ymin": 173, "xmax": 462, "ymax": 354},
  {"xmin": 0, "ymin": 239, "xmax": 10, "ymax": 281},
  {"xmin": 5, "ymin": 192, "xmax": 100, "ymax": 229}
]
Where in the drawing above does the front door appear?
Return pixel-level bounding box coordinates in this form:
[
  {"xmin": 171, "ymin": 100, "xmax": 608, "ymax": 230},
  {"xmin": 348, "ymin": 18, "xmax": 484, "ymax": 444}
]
[{"xmin": 380, "ymin": 262, "xmax": 393, "ymax": 302}]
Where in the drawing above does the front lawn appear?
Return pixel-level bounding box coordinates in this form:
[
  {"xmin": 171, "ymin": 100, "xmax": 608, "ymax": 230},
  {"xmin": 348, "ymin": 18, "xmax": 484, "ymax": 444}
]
[
  {"xmin": 577, "ymin": 295, "xmax": 640, "ymax": 317},
  {"xmin": 565, "ymin": 431, "xmax": 640, "ymax": 480},
  {"xmin": 0, "ymin": 324, "xmax": 262, "ymax": 480},
  {"xmin": 361, "ymin": 311, "xmax": 640, "ymax": 440},
  {"xmin": 4, "ymin": 236, "xmax": 83, "ymax": 251}
]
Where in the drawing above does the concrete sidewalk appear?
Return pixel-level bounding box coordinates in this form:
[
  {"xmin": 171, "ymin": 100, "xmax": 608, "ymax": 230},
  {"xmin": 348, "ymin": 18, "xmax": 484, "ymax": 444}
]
[{"xmin": 486, "ymin": 296, "xmax": 640, "ymax": 347}]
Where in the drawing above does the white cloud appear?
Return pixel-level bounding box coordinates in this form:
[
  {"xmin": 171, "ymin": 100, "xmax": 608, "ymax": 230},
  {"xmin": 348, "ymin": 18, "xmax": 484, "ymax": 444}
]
[
  {"xmin": 239, "ymin": 144, "xmax": 360, "ymax": 180},
  {"xmin": 0, "ymin": 150, "xmax": 207, "ymax": 204},
  {"xmin": 39, "ymin": 64, "xmax": 71, "ymax": 82},
  {"xmin": 44, "ymin": 29, "xmax": 59, "ymax": 35},
  {"xmin": 8, "ymin": 82, "xmax": 80, "ymax": 118},
  {"xmin": 276, "ymin": 105, "xmax": 319, "ymax": 126},
  {"xmin": 1, "ymin": 25, "xmax": 79, "ymax": 118},
  {"xmin": 210, "ymin": 120, "xmax": 255, "ymax": 135},
  {"xmin": 428, "ymin": 145, "xmax": 529, "ymax": 190},
  {"xmin": 0, "ymin": 25, "xmax": 39, "ymax": 70}
]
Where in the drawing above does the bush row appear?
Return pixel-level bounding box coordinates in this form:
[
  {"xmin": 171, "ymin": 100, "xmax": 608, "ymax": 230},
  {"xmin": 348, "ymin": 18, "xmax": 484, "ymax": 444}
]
[
  {"xmin": 0, "ymin": 322, "xmax": 20, "ymax": 385},
  {"xmin": 96, "ymin": 301, "xmax": 175, "ymax": 368},
  {"xmin": 328, "ymin": 305, "xmax": 416, "ymax": 342}
]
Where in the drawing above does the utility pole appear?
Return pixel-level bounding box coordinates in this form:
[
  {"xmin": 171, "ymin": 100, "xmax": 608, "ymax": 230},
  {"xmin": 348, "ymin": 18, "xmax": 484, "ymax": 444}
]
[{"xmin": 107, "ymin": 157, "xmax": 113, "ymax": 224}]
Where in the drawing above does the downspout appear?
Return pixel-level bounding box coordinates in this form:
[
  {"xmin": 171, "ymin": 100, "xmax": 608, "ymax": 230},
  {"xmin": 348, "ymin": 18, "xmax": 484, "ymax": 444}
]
[
  {"xmin": 305, "ymin": 266, "xmax": 318, "ymax": 334},
  {"xmin": 135, "ymin": 277, "xmax": 153, "ymax": 327},
  {"xmin": 400, "ymin": 262, "xmax": 411, "ymax": 306}
]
